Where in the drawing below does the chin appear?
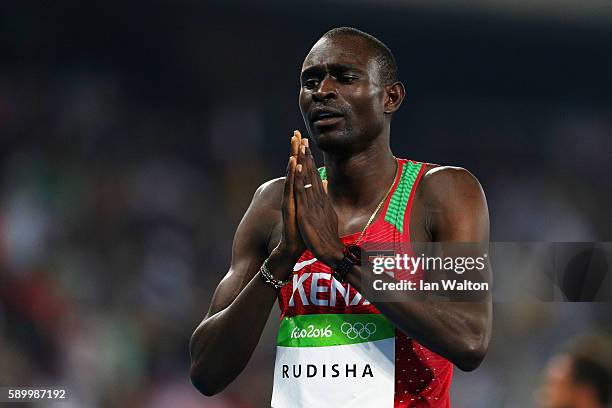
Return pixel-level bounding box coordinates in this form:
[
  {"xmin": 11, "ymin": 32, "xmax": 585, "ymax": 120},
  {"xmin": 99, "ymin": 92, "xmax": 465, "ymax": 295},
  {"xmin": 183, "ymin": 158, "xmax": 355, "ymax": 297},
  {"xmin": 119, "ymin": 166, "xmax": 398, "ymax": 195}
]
[{"xmin": 311, "ymin": 128, "xmax": 351, "ymax": 152}]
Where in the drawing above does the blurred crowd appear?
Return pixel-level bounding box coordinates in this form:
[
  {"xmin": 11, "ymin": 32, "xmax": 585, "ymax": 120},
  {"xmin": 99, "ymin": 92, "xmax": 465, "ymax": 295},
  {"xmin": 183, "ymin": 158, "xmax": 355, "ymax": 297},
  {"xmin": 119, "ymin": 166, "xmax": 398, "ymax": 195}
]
[{"xmin": 0, "ymin": 2, "xmax": 610, "ymax": 407}]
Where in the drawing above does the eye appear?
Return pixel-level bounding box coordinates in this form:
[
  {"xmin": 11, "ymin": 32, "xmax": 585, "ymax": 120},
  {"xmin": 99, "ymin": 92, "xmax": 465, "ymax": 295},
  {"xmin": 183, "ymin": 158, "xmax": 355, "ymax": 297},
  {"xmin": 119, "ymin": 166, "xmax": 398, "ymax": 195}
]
[
  {"xmin": 302, "ymin": 78, "xmax": 319, "ymax": 89},
  {"xmin": 338, "ymin": 75, "xmax": 357, "ymax": 84}
]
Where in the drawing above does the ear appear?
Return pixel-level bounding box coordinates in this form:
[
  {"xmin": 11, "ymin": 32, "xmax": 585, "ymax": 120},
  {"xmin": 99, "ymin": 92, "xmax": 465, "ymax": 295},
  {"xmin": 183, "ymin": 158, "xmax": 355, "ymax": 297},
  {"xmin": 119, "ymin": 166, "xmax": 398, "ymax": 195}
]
[{"xmin": 383, "ymin": 81, "xmax": 406, "ymax": 114}]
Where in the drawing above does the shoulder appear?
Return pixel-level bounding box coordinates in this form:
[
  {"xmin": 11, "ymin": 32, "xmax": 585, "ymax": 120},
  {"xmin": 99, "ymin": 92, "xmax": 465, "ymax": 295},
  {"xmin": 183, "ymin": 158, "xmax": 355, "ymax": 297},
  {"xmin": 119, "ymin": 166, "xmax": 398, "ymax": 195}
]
[
  {"xmin": 232, "ymin": 176, "xmax": 285, "ymax": 250},
  {"xmin": 252, "ymin": 177, "xmax": 285, "ymax": 211},
  {"xmin": 411, "ymin": 163, "xmax": 489, "ymax": 240},
  {"xmin": 418, "ymin": 164, "xmax": 486, "ymax": 206}
]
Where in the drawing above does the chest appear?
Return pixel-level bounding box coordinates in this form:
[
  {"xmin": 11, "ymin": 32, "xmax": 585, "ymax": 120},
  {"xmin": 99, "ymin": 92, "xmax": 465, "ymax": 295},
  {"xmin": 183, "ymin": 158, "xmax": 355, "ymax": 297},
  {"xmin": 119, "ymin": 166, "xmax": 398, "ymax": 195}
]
[{"xmin": 267, "ymin": 194, "xmax": 431, "ymax": 254}]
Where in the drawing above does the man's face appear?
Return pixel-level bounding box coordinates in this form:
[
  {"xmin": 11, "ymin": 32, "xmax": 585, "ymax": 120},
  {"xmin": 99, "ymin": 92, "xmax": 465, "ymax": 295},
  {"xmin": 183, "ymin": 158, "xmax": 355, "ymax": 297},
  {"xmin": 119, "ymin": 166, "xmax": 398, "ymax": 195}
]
[
  {"xmin": 538, "ymin": 355, "xmax": 577, "ymax": 408},
  {"xmin": 537, "ymin": 355, "xmax": 602, "ymax": 408},
  {"xmin": 299, "ymin": 36, "xmax": 387, "ymax": 153}
]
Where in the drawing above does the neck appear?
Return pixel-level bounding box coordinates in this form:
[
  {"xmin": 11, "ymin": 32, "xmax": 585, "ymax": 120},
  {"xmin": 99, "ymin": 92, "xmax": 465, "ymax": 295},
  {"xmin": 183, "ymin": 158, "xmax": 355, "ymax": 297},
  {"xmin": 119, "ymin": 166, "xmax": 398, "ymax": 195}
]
[{"xmin": 322, "ymin": 136, "xmax": 397, "ymax": 210}]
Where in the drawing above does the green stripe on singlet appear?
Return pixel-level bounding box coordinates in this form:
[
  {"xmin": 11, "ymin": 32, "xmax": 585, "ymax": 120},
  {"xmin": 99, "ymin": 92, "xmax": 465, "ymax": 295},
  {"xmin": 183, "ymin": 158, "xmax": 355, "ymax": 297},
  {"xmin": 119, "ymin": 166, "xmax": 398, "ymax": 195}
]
[
  {"xmin": 384, "ymin": 161, "xmax": 422, "ymax": 234},
  {"xmin": 318, "ymin": 166, "xmax": 327, "ymax": 180},
  {"xmin": 277, "ymin": 314, "xmax": 395, "ymax": 347}
]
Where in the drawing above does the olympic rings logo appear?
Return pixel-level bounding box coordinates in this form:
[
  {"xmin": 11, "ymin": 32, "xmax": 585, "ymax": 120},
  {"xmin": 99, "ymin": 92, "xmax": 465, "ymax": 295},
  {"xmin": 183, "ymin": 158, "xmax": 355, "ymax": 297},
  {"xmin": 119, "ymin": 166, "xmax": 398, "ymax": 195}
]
[{"xmin": 340, "ymin": 322, "xmax": 377, "ymax": 340}]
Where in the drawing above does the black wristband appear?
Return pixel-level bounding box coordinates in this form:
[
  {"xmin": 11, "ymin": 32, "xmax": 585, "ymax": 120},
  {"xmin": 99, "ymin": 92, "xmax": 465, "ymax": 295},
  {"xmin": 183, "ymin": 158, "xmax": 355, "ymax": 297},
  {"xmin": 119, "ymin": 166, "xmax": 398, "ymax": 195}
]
[{"xmin": 331, "ymin": 244, "xmax": 361, "ymax": 283}]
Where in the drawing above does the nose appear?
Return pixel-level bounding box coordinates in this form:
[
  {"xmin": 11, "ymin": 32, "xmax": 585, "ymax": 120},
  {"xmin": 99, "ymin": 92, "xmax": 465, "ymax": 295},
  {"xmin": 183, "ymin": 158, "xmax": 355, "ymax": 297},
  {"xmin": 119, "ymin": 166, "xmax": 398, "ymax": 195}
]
[{"xmin": 312, "ymin": 76, "xmax": 337, "ymax": 102}]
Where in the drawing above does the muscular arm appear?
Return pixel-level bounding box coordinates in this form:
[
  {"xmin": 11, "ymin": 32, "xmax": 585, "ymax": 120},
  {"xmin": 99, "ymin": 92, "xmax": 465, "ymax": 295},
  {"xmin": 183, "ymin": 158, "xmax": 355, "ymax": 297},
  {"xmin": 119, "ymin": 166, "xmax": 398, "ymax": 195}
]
[
  {"xmin": 189, "ymin": 179, "xmax": 294, "ymax": 396},
  {"xmin": 347, "ymin": 167, "xmax": 492, "ymax": 371}
]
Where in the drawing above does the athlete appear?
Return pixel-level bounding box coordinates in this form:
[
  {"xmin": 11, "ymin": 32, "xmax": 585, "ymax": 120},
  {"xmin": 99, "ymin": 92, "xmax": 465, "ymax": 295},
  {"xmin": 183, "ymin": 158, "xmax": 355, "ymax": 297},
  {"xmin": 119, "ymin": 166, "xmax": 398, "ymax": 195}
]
[
  {"xmin": 189, "ymin": 27, "xmax": 492, "ymax": 407},
  {"xmin": 537, "ymin": 335, "xmax": 611, "ymax": 408}
]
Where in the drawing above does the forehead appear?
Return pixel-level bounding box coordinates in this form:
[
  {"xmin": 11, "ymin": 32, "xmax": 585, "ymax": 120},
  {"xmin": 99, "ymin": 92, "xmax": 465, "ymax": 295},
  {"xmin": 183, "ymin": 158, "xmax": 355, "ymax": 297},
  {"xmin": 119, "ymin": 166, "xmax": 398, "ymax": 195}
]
[
  {"xmin": 302, "ymin": 36, "xmax": 377, "ymax": 73},
  {"xmin": 546, "ymin": 355, "xmax": 573, "ymax": 383}
]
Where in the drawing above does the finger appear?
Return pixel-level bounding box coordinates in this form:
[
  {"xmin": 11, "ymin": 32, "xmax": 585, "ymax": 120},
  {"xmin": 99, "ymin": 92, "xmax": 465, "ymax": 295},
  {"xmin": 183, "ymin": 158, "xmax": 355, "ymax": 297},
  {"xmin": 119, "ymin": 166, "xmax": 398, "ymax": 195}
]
[
  {"xmin": 289, "ymin": 157, "xmax": 301, "ymax": 226},
  {"xmin": 302, "ymin": 139, "xmax": 324, "ymax": 199},
  {"xmin": 287, "ymin": 156, "xmax": 297, "ymax": 203},
  {"xmin": 297, "ymin": 139, "xmax": 307, "ymax": 174},
  {"xmin": 282, "ymin": 156, "xmax": 293, "ymax": 211},
  {"xmin": 298, "ymin": 142, "xmax": 315, "ymax": 203},
  {"xmin": 291, "ymin": 135, "xmax": 298, "ymax": 158},
  {"xmin": 285, "ymin": 154, "xmax": 292, "ymax": 177},
  {"xmin": 294, "ymin": 163, "xmax": 309, "ymax": 209},
  {"xmin": 291, "ymin": 130, "xmax": 301, "ymax": 157}
]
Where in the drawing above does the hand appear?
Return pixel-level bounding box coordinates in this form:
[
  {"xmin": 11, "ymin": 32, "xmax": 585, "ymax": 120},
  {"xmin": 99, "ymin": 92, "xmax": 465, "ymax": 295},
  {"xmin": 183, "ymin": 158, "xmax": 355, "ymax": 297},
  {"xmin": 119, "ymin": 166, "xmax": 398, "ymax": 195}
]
[
  {"xmin": 294, "ymin": 138, "xmax": 344, "ymax": 267},
  {"xmin": 275, "ymin": 131, "xmax": 306, "ymax": 263}
]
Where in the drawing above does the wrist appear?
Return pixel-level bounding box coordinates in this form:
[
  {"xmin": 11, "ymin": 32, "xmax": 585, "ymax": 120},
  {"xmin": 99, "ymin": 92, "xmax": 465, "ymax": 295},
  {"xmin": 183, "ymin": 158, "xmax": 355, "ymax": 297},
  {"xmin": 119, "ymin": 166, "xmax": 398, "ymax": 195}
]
[
  {"xmin": 259, "ymin": 257, "xmax": 290, "ymax": 291},
  {"xmin": 272, "ymin": 243, "xmax": 303, "ymax": 264},
  {"xmin": 320, "ymin": 241, "xmax": 346, "ymax": 268},
  {"xmin": 269, "ymin": 243, "xmax": 302, "ymax": 280},
  {"xmin": 329, "ymin": 244, "xmax": 362, "ymax": 283}
]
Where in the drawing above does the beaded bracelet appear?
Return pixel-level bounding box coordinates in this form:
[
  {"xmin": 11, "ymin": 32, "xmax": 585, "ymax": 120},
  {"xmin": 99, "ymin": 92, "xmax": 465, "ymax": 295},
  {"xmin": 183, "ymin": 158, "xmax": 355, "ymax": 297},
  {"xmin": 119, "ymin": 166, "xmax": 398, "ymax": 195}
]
[{"xmin": 259, "ymin": 258, "xmax": 290, "ymax": 290}]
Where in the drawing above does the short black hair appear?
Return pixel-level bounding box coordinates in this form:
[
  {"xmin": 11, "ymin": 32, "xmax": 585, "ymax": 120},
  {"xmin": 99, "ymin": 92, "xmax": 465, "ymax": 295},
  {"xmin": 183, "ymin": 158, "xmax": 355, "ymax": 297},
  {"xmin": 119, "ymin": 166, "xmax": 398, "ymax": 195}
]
[
  {"xmin": 572, "ymin": 357, "xmax": 611, "ymax": 406},
  {"xmin": 563, "ymin": 335, "xmax": 612, "ymax": 406},
  {"xmin": 322, "ymin": 27, "xmax": 398, "ymax": 85}
]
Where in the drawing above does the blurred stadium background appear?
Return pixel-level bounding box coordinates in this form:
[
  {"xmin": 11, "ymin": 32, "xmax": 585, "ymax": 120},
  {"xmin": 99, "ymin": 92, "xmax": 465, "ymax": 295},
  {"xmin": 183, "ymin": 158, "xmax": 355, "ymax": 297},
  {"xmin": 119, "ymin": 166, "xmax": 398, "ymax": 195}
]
[{"xmin": 0, "ymin": 1, "xmax": 610, "ymax": 407}]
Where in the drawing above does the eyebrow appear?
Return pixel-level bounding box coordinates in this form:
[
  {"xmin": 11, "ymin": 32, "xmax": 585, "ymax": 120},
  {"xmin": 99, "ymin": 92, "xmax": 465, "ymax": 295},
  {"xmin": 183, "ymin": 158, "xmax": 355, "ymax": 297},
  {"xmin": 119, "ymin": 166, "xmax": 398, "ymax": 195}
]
[{"xmin": 300, "ymin": 63, "xmax": 366, "ymax": 80}]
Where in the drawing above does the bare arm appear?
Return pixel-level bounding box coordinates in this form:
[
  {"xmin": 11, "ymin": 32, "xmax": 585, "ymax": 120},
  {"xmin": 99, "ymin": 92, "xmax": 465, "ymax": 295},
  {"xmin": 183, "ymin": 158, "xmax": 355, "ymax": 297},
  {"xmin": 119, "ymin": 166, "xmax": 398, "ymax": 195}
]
[
  {"xmin": 189, "ymin": 179, "xmax": 282, "ymax": 395},
  {"xmin": 346, "ymin": 167, "xmax": 492, "ymax": 371},
  {"xmin": 190, "ymin": 133, "xmax": 305, "ymax": 396}
]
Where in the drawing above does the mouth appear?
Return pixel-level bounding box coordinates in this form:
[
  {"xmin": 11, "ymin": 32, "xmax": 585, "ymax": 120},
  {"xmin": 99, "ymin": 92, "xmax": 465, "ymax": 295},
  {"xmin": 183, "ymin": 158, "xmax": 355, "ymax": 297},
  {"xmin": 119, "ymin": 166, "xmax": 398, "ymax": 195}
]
[{"xmin": 310, "ymin": 108, "xmax": 344, "ymax": 127}]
